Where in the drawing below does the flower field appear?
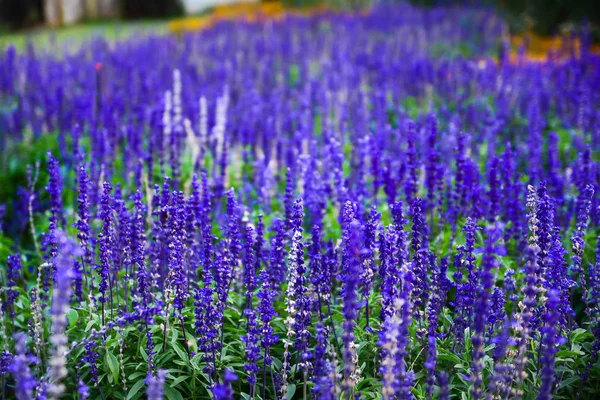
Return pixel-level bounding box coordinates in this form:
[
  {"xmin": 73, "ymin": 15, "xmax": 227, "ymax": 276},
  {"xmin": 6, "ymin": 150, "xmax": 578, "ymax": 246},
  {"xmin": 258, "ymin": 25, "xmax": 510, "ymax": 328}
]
[{"xmin": 0, "ymin": 3, "xmax": 599, "ymax": 399}]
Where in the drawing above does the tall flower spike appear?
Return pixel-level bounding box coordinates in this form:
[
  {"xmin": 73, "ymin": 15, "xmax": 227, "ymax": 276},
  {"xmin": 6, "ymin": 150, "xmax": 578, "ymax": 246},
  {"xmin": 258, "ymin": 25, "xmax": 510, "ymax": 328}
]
[
  {"xmin": 538, "ymin": 290, "xmax": 562, "ymax": 400},
  {"xmin": 410, "ymin": 197, "xmax": 428, "ymax": 316},
  {"xmin": 212, "ymin": 369, "xmax": 237, "ymax": 400},
  {"xmin": 340, "ymin": 201, "xmax": 362, "ymax": 395},
  {"xmin": 96, "ymin": 182, "xmax": 113, "ymax": 326},
  {"xmin": 146, "ymin": 369, "xmax": 167, "ymax": 400},
  {"xmin": 74, "ymin": 165, "xmax": 92, "ymax": 291},
  {"xmin": 362, "ymin": 206, "xmax": 379, "ymax": 330},
  {"xmin": 9, "ymin": 333, "xmax": 38, "ymax": 400},
  {"xmin": 470, "ymin": 223, "xmax": 502, "ymax": 399},
  {"xmin": 571, "ymin": 184, "xmax": 594, "ymax": 316},
  {"xmin": 4, "ymin": 254, "xmax": 22, "ymax": 317},
  {"xmin": 48, "ymin": 231, "xmax": 82, "ymax": 400}
]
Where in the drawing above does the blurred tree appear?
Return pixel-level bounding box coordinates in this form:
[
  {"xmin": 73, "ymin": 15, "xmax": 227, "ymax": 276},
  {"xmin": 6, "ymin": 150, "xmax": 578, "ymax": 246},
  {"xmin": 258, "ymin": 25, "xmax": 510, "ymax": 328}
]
[
  {"xmin": 121, "ymin": 0, "xmax": 184, "ymax": 19},
  {"xmin": 0, "ymin": 0, "xmax": 44, "ymax": 29}
]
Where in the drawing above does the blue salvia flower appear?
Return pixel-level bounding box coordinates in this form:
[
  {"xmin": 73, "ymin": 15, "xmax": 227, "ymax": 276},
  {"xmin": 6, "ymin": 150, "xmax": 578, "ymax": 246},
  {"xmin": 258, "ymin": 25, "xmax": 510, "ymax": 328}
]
[
  {"xmin": 571, "ymin": 184, "xmax": 594, "ymax": 316},
  {"xmin": 41, "ymin": 152, "xmax": 64, "ymax": 291},
  {"xmin": 453, "ymin": 132, "xmax": 468, "ymax": 217},
  {"xmin": 253, "ymin": 214, "xmax": 265, "ymax": 285},
  {"xmin": 437, "ymin": 372, "xmax": 450, "ymax": 400},
  {"xmin": 0, "ymin": 352, "xmax": 13, "ymax": 376},
  {"xmin": 487, "ymin": 156, "xmax": 501, "ymax": 222},
  {"xmin": 379, "ymin": 299, "xmax": 403, "ymax": 400},
  {"xmin": 114, "ymin": 187, "xmax": 132, "ymax": 288},
  {"xmin": 200, "ymin": 170, "xmax": 214, "ymax": 269},
  {"xmin": 146, "ymin": 369, "xmax": 167, "ymax": 400},
  {"xmin": 488, "ymin": 287, "xmax": 506, "ymax": 334},
  {"xmin": 74, "ymin": 165, "xmax": 92, "ymax": 289},
  {"xmin": 82, "ymin": 341, "xmax": 100, "ymax": 390},
  {"xmin": 454, "ymin": 218, "xmax": 480, "ymax": 339},
  {"xmin": 312, "ymin": 323, "xmax": 335, "ymax": 400},
  {"xmin": 77, "ymin": 380, "xmax": 89, "ymax": 400},
  {"xmin": 309, "ymin": 224, "xmax": 328, "ymax": 319},
  {"xmin": 45, "ymin": 152, "xmax": 66, "ymax": 229},
  {"xmin": 425, "ymin": 253, "xmax": 446, "ymax": 397},
  {"xmin": 132, "ymin": 190, "xmax": 149, "ymax": 306},
  {"xmin": 548, "ymin": 225, "xmax": 573, "ymax": 328},
  {"xmin": 48, "ymin": 231, "xmax": 82, "ymax": 399},
  {"xmin": 425, "ymin": 114, "xmax": 441, "ymax": 213},
  {"xmin": 410, "ymin": 198, "xmax": 428, "ymax": 316},
  {"xmin": 225, "ymin": 189, "xmax": 242, "ymax": 293},
  {"xmin": 194, "ymin": 257, "xmax": 218, "ymax": 376},
  {"xmin": 9, "ymin": 333, "xmax": 38, "ymax": 400},
  {"xmin": 488, "ymin": 318, "xmax": 515, "ymax": 398},
  {"xmin": 378, "ymin": 226, "xmax": 394, "ymax": 322},
  {"xmin": 256, "ymin": 255, "xmax": 279, "ymax": 396},
  {"xmin": 96, "ymin": 182, "xmax": 113, "ymax": 326},
  {"xmin": 168, "ymin": 191, "xmax": 187, "ymax": 314},
  {"xmin": 313, "ymin": 323, "xmax": 328, "ymax": 378},
  {"xmin": 538, "ymin": 289, "xmax": 562, "ymax": 400},
  {"xmin": 4, "ymin": 253, "xmax": 22, "ymax": 317},
  {"xmin": 471, "ymin": 223, "xmax": 503, "ymax": 399},
  {"xmin": 397, "ymin": 263, "xmax": 415, "ymax": 400},
  {"xmin": 242, "ymin": 308, "xmax": 261, "ymax": 395},
  {"xmin": 287, "ymin": 199, "xmax": 311, "ymax": 369},
  {"xmin": 362, "ymin": 206, "xmax": 379, "ymax": 330},
  {"xmin": 340, "ymin": 201, "xmax": 362, "ymax": 394},
  {"xmin": 243, "ymin": 226, "xmax": 257, "ymax": 308},
  {"xmin": 283, "ymin": 168, "xmax": 295, "ymax": 231},
  {"xmin": 513, "ymin": 244, "xmax": 540, "ymax": 397},
  {"xmin": 211, "ymin": 369, "xmax": 237, "ymax": 400},
  {"xmin": 270, "ymin": 219, "xmax": 287, "ymax": 284},
  {"xmin": 404, "ymin": 123, "xmax": 418, "ymax": 202}
]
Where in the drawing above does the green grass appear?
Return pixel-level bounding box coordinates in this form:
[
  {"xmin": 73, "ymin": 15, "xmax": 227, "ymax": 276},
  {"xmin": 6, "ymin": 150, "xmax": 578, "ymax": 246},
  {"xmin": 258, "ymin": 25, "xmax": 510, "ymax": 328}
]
[{"xmin": 0, "ymin": 20, "xmax": 168, "ymax": 51}]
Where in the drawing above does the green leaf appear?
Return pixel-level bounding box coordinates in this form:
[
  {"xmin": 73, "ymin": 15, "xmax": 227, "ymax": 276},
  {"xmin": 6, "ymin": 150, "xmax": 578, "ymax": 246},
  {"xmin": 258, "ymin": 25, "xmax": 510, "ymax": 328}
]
[
  {"xmin": 127, "ymin": 379, "xmax": 146, "ymax": 400},
  {"xmin": 164, "ymin": 386, "xmax": 184, "ymax": 400},
  {"xmin": 172, "ymin": 342, "xmax": 188, "ymax": 363},
  {"xmin": 286, "ymin": 384, "xmax": 296, "ymax": 400},
  {"xmin": 106, "ymin": 351, "xmax": 120, "ymax": 384},
  {"xmin": 170, "ymin": 375, "xmax": 190, "ymax": 388},
  {"xmin": 66, "ymin": 309, "xmax": 79, "ymax": 327}
]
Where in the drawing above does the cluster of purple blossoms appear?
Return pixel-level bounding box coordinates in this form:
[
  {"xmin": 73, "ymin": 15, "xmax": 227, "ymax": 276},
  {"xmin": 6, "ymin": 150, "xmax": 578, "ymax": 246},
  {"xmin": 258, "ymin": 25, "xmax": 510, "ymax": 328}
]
[{"xmin": 1, "ymin": 3, "xmax": 600, "ymax": 400}]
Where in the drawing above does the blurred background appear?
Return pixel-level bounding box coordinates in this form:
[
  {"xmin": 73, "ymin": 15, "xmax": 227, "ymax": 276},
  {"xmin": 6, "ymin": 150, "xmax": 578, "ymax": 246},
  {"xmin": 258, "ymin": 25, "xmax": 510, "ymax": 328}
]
[{"xmin": 0, "ymin": 0, "xmax": 599, "ymax": 41}]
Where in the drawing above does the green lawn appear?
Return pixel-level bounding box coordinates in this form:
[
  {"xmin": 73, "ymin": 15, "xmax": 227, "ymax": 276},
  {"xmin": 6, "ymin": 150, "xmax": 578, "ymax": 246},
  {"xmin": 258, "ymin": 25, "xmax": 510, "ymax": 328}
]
[{"xmin": 0, "ymin": 20, "xmax": 168, "ymax": 51}]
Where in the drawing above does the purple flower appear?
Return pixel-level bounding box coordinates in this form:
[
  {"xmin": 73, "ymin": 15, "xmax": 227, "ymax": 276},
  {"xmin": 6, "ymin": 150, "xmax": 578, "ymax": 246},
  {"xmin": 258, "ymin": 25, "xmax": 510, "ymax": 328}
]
[
  {"xmin": 74, "ymin": 165, "xmax": 92, "ymax": 274},
  {"xmin": 283, "ymin": 168, "xmax": 295, "ymax": 231},
  {"xmin": 48, "ymin": 231, "xmax": 82, "ymax": 398},
  {"xmin": 403, "ymin": 121, "xmax": 419, "ymax": 202},
  {"xmin": 77, "ymin": 380, "xmax": 89, "ymax": 400},
  {"xmin": 571, "ymin": 184, "xmax": 594, "ymax": 314},
  {"xmin": 287, "ymin": 199, "xmax": 312, "ymax": 363},
  {"xmin": 168, "ymin": 191, "xmax": 187, "ymax": 314},
  {"xmin": 0, "ymin": 352, "xmax": 13, "ymax": 375},
  {"xmin": 45, "ymin": 152, "xmax": 65, "ymax": 229},
  {"xmin": 9, "ymin": 333, "xmax": 38, "ymax": 400},
  {"xmin": 538, "ymin": 290, "xmax": 562, "ymax": 400},
  {"xmin": 340, "ymin": 201, "xmax": 362, "ymax": 394},
  {"xmin": 241, "ymin": 308, "xmax": 261, "ymax": 393},
  {"xmin": 410, "ymin": 198, "xmax": 428, "ymax": 314},
  {"xmin": 146, "ymin": 369, "xmax": 167, "ymax": 400},
  {"xmin": 96, "ymin": 182, "xmax": 113, "ymax": 326},
  {"xmin": 470, "ymin": 223, "xmax": 503, "ymax": 399},
  {"xmin": 132, "ymin": 190, "xmax": 149, "ymax": 306},
  {"xmin": 212, "ymin": 369, "xmax": 237, "ymax": 400},
  {"xmin": 243, "ymin": 225, "xmax": 257, "ymax": 308},
  {"xmin": 362, "ymin": 206, "xmax": 379, "ymax": 330},
  {"xmin": 83, "ymin": 340, "xmax": 100, "ymax": 387},
  {"xmin": 4, "ymin": 253, "xmax": 22, "ymax": 317}
]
